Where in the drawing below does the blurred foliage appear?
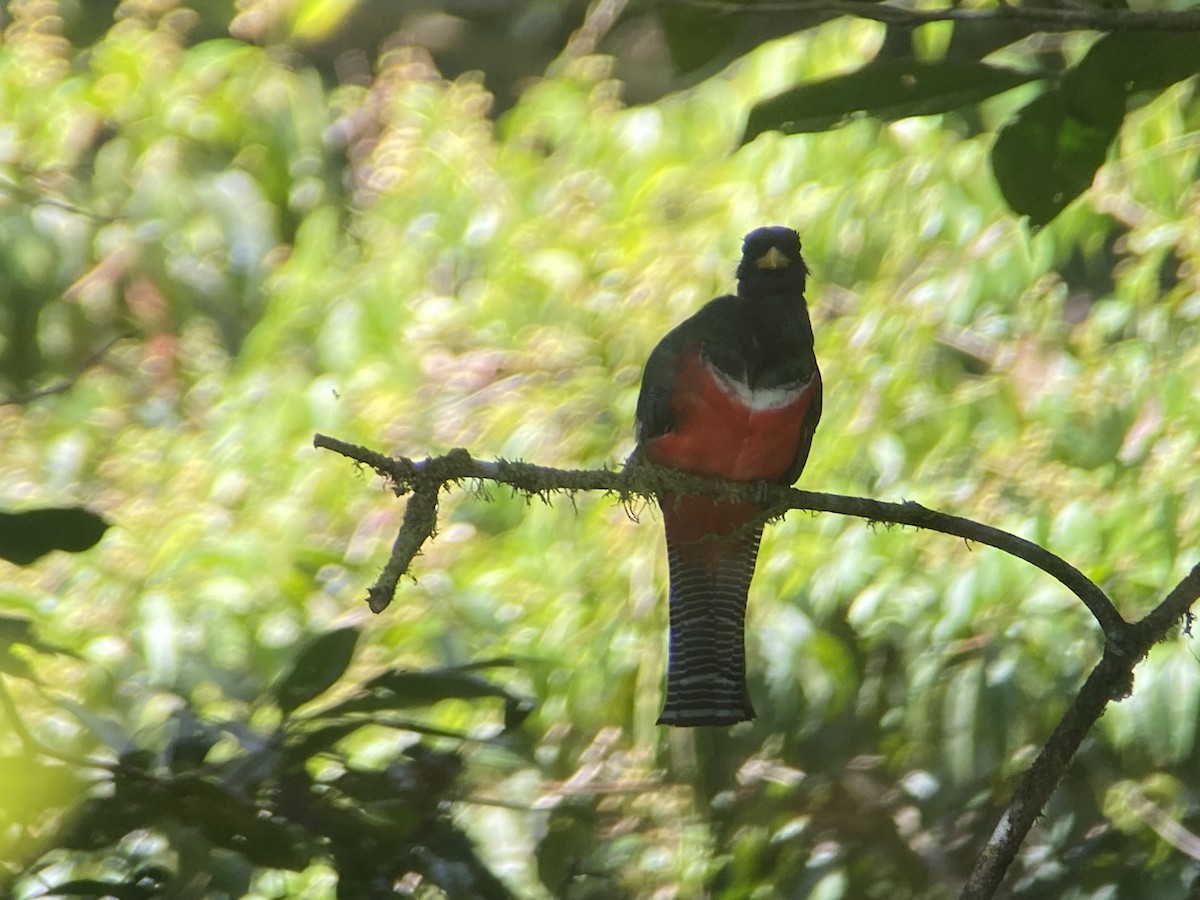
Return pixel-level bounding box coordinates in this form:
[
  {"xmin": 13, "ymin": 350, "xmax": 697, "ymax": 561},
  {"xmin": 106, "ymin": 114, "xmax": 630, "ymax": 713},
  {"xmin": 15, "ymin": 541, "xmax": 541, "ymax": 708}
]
[
  {"xmin": 2, "ymin": 623, "xmax": 528, "ymax": 898},
  {"xmin": 2, "ymin": 0, "xmax": 1200, "ymax": 898}
]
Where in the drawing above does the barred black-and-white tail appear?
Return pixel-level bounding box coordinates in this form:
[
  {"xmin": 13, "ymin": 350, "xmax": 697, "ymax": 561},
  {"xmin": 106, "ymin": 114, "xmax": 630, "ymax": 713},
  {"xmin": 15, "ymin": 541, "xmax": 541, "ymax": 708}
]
[{"xmin": 657, "ymin": 510, "xmax": 763, "ymax": 727}]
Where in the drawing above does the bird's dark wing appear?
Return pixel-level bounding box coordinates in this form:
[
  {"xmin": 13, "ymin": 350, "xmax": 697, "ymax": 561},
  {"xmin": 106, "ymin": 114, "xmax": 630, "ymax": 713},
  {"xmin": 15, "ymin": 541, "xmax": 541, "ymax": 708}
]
[
  {"xmin": 634, "ymin": 338, "xmax": 683, "ymax": 446},
  {"xmin": 782, "ymin": 367, "xmax": 822, "ymax": 484},
  {"xmin": 634, "ymin": 296, "xmax": 737, "ymax": 447}
]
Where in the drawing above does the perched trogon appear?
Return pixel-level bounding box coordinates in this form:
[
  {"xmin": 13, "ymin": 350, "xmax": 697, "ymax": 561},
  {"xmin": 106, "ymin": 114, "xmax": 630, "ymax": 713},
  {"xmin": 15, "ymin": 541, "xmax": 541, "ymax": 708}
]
[{"xmin": 632, "ymin": 226, "xmax": 822, "ymax": 727}]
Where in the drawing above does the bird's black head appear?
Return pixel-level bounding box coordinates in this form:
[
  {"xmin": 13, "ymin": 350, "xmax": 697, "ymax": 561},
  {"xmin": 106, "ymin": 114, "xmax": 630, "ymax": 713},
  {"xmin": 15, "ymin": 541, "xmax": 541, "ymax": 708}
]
[{"xmin": 735, "ymin": 226, "xmax": 807, "ymax": 298}]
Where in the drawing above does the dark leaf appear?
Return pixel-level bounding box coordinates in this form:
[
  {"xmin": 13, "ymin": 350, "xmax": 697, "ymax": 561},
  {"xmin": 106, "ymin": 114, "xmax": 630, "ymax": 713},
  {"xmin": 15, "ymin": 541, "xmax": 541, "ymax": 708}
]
[
  {"xmin": 38, "ymin": 865, "xmax": 170, "ymax": 898},
  {"xmin": 743, "ymin": 58, "xmax": 1041, "ymax": 142},
  {"xmin": 0, "ymin": 506, "xmax": 110, "ymax": 566},
  {"xmin": 537, "ymin": 806, "xmax": 599, "ymax": 893},
  {"xmin": 306, "ymin": 664, "xmax": 535, "ymax": 726},
  {"xmin": 0, "ymin": 615, "xmax": 35, "ymax": 645},
  {"xmin": 271, "ymin": 626, "xmax": 359, "ymax": 715},
  {"xmin": 173, "ymin": 776, "xmax": 314, "ymax": 871},
  {"xmin": 218, "ymin": 741, "xmax": 284, "ymax": 794},
  {"xmin": 658, "ymin": 2, "xmax": 739, "ymax": 75},
  {"xmin": 329, "ymin": 767, "xmax": 424, "ymax": 836},
  {"xmin": 54, "ymin": 796, "xmax": 154, "ymax": 852},
  {"xmin": 364, "ymin": 667, "xmax": 516, "ymax": 703},
  {"xmin": 281, "ymin": 719, "xmax": 368, "ymax": 765},
  {"xmin": 993, "ymin": 31, "xmax": 1200, "ymax": 227},
  {"xmin": 164, "ymin": 709, "xmax": 221, "ymax": 772},
  {"xmin": 32, "ymin": 878, "xmax": 154, "ymax": 900},
  {"xmin": 504, "ymin": 696, "xmax": 536, "ymax": 731},
  {"xmin": 453, "ymin": 656, "xmax": 519, "ymax": 672},
  {"xmin": 992, "ymin": 67, "xmax": 1121, "ymax": 228},
  {"xmin": 1074, "ymin": 31, "xmax": 1200, "ymax": 95}
]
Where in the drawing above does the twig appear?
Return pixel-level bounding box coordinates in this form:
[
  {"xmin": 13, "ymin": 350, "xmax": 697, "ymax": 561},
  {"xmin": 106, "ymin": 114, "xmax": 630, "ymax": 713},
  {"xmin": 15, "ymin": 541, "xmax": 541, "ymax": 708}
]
[
  {"xmin": 369, "ymin": 486, "xmax": 439, "ymax": 613},
  {"xmin": 0, "ymin": 333, "xmax": 130, "ymax": 407},
  {"xmin": 556, "ymin": 0, "xmax": 628, "ymax": 63},
  {"xmin": 312, "ymin": 436, "xmax": 1124, "ymax": 635},
  {"xmin": 671, "ymin": 0, "xmax": 1200, "ymax": 33}
]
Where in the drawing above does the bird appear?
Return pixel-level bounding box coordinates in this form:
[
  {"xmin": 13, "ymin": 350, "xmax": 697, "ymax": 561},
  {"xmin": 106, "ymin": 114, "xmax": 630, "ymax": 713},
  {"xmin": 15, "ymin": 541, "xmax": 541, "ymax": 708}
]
[{"xmin": 632, "ymin": 226, "xmax": 822, "ymax": 727}]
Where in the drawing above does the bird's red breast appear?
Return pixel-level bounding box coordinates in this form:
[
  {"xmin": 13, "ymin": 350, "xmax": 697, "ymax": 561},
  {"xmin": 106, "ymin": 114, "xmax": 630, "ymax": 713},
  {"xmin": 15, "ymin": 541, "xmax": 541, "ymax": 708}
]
[
  {"xmin": 643, "ymin": 346, "xmax": 820, "ymax": 485},
  {"xmin": 642, "ymin": 345, "xmax": 820, "ymax": 550}
]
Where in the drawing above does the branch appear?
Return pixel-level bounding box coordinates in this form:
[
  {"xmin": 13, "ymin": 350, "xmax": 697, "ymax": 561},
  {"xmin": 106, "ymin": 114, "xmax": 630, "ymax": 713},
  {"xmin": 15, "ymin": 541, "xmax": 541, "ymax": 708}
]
[
  {"xmin": 315, "ymin": 437, "xmax": 1200, "ymax": 900},
  {"xmin": 673, "ymin": 0, "xmax": 1200, "ymax": 33},
  {"xmin": 960, "ymin": 563, "xmax": 1200, "ymax": 899},
  {"xmin": 312, "ymin": 436, "xmax": 1124, "ymax": 634}
]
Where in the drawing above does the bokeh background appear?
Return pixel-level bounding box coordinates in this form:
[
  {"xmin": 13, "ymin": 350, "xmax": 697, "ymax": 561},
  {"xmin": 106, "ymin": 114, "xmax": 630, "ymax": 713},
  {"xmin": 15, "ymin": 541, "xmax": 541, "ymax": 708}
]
[{"xmin": 2, "ymin": 1, "xmax": 1200, "ymax": 897}]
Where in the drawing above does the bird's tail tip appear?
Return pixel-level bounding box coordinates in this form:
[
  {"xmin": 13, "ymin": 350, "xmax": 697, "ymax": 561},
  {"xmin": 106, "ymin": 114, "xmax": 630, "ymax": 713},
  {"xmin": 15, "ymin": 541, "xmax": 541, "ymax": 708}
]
[{"xmin": 656, "ymin": 688, "xmax": 756, "ymax": 728}]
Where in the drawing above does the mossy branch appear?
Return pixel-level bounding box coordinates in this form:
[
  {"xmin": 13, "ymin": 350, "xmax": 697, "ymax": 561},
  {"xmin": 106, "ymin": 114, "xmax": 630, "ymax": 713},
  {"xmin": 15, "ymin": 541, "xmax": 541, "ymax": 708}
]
[
  {"xmin": 313, "ymin": 434, "xmax": 1123, "ymax": 632},
  {"xmin": 313, "ymin": 433, "xmax": 1200, "ymax": 900}
]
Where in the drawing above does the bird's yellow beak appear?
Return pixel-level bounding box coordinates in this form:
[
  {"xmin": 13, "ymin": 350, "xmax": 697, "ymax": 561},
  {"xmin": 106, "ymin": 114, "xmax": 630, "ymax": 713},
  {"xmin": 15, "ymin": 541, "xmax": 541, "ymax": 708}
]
[{"xmin": 754, "ymin": 246, "xmax": 789, "ymax": 270}]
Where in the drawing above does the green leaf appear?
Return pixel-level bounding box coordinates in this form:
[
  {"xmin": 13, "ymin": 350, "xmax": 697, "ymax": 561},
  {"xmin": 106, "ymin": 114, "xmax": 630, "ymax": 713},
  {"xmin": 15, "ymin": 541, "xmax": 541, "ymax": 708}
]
[
  {"xmin": 0, "ymin": 616, "xmax": 35, "ymax": 646},
  {"xmin": 270, "ymin": 626, "xmax": 360, "ymax": 715},
  {"xmin": 991, "ymin": 87, "xmax": 1119, "ymax": 229},
  {"xmin": 538, "ymin": 806, "xmax": 598, "ymax": 892},
  {"xmin": 992, "ymin": 31, "xmax": 1200, "ymax": 227},
  {"xmin": 283, "ymin": 718, "xmax": 474, "ymax": 767},
  {"xmin": 0, "ymin": 754, "xmax": 87, "ymax": 822},
  {"xmin": 0, "ymin": 506, "xmax": 110, "ymax": 566},
  {"xmin": 943, "ymin": 658, "xmax": 983, "ymax": 785},
  {"xmin": 743, "ymin": 59, "xmax": 1041, "ymax": 142}
]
